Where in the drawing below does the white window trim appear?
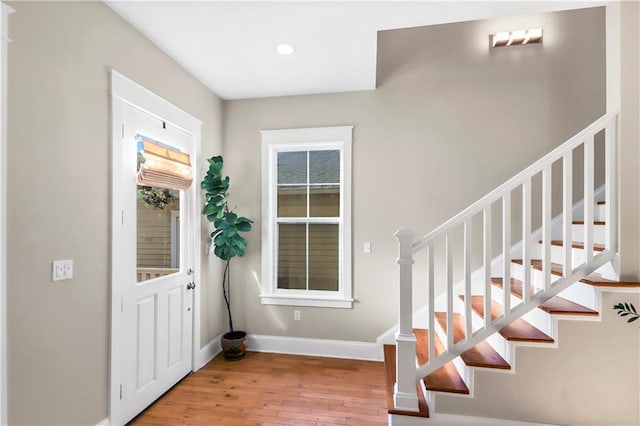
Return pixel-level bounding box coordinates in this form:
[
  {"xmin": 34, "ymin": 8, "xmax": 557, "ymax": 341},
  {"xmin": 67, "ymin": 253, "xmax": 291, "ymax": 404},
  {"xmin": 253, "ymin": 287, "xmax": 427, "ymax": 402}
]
[
  {"xmin": 261, "ymin": 126, "xmax": 353, "ymax": 308},
  {"xmin": 0, "ymin": 5, "xmax": 13, "ymax": 425}
]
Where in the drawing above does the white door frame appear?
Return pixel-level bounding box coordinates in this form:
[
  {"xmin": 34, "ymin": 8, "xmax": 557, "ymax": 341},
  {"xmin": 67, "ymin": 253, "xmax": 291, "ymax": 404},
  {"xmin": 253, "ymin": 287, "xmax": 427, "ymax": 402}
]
[
  {"xmin": 0, "ymin": 4, "xmax": 13, "ymax": 425},
  {"xmin": 109, "ymin": 70, "xmax": 202, "ymax": 424}
]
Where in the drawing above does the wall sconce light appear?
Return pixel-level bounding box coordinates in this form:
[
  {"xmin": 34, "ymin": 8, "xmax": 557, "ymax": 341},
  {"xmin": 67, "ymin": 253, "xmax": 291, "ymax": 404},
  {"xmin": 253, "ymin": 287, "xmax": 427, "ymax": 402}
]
[{"xmin": 491, "ymin": 28, "xmax": 543, "ymax": 48}]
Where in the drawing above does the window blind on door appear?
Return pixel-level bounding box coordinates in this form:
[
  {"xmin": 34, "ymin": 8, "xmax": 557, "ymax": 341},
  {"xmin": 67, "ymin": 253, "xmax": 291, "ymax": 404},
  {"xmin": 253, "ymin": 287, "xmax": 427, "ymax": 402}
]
[{"xmin": 136, "ymin": 134, "xmax": 193, "ymax": 190}]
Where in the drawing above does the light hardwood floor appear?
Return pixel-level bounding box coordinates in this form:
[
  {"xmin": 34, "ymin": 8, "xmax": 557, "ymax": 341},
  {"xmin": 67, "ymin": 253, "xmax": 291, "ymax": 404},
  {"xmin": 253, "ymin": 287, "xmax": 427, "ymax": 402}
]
[{"xmin": 130, "ymin": 351, "xmax": 388, "ymax": 425}]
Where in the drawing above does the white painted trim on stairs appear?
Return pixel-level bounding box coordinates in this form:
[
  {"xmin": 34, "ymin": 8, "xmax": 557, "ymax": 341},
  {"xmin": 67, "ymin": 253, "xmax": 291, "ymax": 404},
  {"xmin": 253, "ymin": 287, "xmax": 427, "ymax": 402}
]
[
  {"xmin": 247, "ymin": 334, "xmax": 383, "ymax": 361},
  {"xmin": 389, "ymin": 412, "xmax": 552, "ymax": 426},
  {"xmin": 95, "ymin": 418, "xmax": 110, "ymax": 426},
  {"xmin": 197, "ymin": 333, "xmax": 223, "ymax": 369}
]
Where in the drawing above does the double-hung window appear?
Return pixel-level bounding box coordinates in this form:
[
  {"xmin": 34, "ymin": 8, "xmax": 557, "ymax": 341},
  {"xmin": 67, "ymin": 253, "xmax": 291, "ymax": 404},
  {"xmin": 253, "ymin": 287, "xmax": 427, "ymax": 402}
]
[{"xmin": 261, "ymin": 126, "xmax": 352, "ymax": 308}]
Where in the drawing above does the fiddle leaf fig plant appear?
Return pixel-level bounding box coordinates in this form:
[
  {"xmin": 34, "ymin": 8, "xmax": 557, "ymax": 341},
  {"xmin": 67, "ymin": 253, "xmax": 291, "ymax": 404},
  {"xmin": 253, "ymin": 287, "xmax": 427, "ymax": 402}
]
[
  {"xmin": 202, "ymin": 156, "xmax": 253, "ymax": 261},
  {"xmin": 201, "ymin": 155, "xmax": 252, "ymax": 333}
]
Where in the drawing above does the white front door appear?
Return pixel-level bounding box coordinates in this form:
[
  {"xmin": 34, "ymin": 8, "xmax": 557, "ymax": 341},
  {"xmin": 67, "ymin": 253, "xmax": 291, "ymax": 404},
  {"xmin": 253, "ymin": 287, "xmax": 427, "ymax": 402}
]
[{"xmin": 118, "ymin": 104, "xmax": 195, "ymax": 424}]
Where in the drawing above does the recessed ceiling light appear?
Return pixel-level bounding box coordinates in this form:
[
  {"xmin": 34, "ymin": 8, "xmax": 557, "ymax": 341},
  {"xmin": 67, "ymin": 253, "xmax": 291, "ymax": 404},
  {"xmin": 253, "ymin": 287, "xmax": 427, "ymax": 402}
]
[{"xmin": 276, "ymin": 43, "xmax": 295, "ymax": 56}]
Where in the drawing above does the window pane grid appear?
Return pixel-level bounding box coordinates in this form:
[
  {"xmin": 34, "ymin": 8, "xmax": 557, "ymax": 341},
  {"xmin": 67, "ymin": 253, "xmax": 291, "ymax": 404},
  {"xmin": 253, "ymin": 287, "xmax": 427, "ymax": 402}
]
[{"xmin": 276, "ymin": 148, "xmax": 341, "ymax": 293}]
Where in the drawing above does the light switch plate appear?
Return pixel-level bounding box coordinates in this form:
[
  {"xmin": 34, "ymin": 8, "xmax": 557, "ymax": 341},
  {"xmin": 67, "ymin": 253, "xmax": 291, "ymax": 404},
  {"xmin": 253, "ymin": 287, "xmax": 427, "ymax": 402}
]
[{"xmin": 52, "ymin": 260, "xmax": 73, "ymax": 281}]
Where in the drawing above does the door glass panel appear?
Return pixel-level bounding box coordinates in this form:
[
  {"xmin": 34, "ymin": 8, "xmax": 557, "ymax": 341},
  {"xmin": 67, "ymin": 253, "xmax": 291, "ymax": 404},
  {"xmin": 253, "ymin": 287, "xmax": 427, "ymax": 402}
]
[
  {"xmin": 309, "ymin": 224, "xmax": 339, "ymax": 291},
  {"xmin": 277, "ymin": 224, "xmax": 306, "ymax": 289},
  {"xmin": 137, "ymin": 186, "xmax": 181, "ymax": 282}
]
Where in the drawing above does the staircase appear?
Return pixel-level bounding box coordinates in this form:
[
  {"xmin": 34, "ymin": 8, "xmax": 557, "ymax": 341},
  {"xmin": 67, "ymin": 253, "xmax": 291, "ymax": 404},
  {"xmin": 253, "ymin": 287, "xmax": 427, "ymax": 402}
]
[{"xmin": 384, "ymin": 112, "xmax": 640, "ymax": 424}]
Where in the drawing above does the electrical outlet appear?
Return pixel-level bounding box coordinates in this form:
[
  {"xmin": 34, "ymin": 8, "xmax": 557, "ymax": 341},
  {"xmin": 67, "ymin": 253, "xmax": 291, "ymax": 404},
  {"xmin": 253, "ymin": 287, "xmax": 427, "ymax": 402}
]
[
  {"xmin": 52, "ymin": 260, "xmax": 73, "ymax": 281},
  {"xmin": 294, "ymin": 310, "xmax": 301, "ymax": 321},
  {"xmin": 363, "ymin": 242, "xmax": 371, "ymax": 253}
]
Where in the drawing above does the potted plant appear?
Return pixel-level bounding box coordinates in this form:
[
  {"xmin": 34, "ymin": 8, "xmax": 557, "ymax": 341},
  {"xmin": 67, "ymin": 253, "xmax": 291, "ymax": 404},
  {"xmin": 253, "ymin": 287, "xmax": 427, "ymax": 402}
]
[{"xmin": 201, "ymin": 155, "xmax": 253, "ymax": 360}]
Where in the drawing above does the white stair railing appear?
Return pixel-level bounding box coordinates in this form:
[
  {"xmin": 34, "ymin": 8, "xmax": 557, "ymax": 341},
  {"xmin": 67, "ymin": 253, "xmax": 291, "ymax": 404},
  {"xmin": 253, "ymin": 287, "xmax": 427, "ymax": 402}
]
[{"xmin": 393, "ymin": 112, "xmax": 618, "ymax": 410}]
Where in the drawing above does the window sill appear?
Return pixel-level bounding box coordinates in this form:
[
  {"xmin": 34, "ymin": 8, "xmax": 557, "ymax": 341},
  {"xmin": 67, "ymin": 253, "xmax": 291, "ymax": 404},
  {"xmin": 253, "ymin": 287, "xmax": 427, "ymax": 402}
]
[{"xmin": 259, "ymin": 293, "xmax": 353, "ymax": 309}]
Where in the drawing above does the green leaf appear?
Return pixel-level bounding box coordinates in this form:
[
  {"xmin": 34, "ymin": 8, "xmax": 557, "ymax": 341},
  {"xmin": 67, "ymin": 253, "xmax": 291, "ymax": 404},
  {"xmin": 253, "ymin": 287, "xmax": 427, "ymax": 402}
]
[
  {"xmin": 226, "ymin": 212, "xmax": 238, "ymax": 224},
  {"xmin": 213, "ymin": 245, "xmax": 226, "ymax": 259},
  {"xmin": 631, "ymin": 303, "xmax": 637, "ymax": 314},
  {"xmin": 214, "ymin": 218, "xmax": 228, "ymax": 229},
  {"xmin": 214, "ymin": 234, "xmax": 227, "ymax": 245},
  {"xmin": 236, "ymin": 221, "xmax": 252, "ymax": 232},
  {"xmin": 204, "ymin": 204, "xmax": 217, "ymax": 215},
  {"xmin": 224, "ymin": 228, "xmax": 238, "ymax": 238},
  {"xmin": 628, "ymin": 316, "xmax": 639, "ymax": 323}
]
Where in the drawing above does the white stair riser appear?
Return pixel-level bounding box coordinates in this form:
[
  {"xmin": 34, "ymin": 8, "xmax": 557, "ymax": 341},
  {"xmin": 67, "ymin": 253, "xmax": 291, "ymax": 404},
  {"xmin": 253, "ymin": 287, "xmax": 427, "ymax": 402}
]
[
  {"xmin": 547, "ymin": 244, "xmax": 601, "ymax": 267},
  {"xmin": 558, "ymin": 282, "xmax": 598, "ymax": 311},
  {"xmin": 490, "ymin": 286, "xmax": 554, "ymax": 337},
  {"xmin": 572, "ymin": 223, "xmax": 605, "ymax": 245},
  {"xmin": 432, "ymin": 316, "xmax": 471, "ymax": 385},
  {"xmin": 510, "ymin": 262, "xmax": 599, "ymax": 311},
  {"xmin": 595, "ymin": 204, "xmax": 605, "ymax": 221},
  {"xmin": 468, "ymin": 307, "xmax": 512, "ymax": 364}
]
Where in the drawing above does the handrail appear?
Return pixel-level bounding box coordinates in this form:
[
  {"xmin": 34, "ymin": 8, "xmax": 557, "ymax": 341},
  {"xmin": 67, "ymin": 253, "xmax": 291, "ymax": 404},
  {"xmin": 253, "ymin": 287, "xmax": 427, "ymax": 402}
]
[{"xmin": 413, "ymin": 112, "xmax": 615, "ymax": 252}]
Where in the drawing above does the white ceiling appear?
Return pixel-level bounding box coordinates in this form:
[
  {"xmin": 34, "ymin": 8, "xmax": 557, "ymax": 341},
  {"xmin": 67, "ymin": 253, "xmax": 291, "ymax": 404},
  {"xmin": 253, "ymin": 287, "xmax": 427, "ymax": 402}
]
[{"xmin": 106, "ymin": 1, "xmax": 605, "ymax": 100}]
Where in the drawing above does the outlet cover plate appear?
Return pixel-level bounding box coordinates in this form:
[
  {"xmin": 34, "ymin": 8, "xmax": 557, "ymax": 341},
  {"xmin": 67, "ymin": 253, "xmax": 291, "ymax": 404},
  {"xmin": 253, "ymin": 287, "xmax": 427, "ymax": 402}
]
[{"xmin": 52, "ymin": 260, "xmax": 73, "ymax": 281}]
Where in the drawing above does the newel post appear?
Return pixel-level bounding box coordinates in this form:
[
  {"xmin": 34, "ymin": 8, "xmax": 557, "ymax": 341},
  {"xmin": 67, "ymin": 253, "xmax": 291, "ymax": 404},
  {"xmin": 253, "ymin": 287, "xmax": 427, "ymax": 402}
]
[{"xmin": 394, "ymin": 228, "xmax": 419, "ymax": 412}]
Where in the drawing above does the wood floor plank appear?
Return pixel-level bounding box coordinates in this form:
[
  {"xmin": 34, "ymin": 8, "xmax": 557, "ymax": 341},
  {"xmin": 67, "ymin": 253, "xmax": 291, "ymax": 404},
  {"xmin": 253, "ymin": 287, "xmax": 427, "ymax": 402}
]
[
  {"xmin": 434, "ymin": 312, "xmax": 510, "ymax": 369},
  {"xmin": 463, "ymin": 296, "xmax": 554, "ymax": 343},
  {"xmin": 491, "ymin": 277, "xmax": 598, "ymax": 316},
  {"xmin": 131, "ymin": 351, "xmax": 389, "ymax": 425}
]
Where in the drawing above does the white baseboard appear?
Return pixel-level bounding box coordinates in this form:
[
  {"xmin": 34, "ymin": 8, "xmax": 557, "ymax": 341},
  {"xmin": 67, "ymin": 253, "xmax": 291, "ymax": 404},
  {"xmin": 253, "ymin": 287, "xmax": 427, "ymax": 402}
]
[
  {"xmin": 390, "ymin": 412, "xmax": 552, "ymax": 426},
  {"xmin": 197, "ymin": 333, "xmax": 223, "ymax": 369},
  {"xmin": 95, "ymin": 418, "xmax": 110, "ymax": 426},
  {"xmin": 247, "ymin": 334, "xmax": 383, "ymax": 361}
]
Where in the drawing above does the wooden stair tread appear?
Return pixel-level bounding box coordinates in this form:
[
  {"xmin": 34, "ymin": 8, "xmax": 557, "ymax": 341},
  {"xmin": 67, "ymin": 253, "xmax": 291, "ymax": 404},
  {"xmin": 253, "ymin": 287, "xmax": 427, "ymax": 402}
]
[
  {"xmin": 434, "ymin": 312, "xmax": 510, "ymax": 370},
  {"xmin": 383, "ymin": 345, "xmax": 429, "ymax": 417},
  {"xmin": 491, "ymin": 278, "xmax": 598, "ymax": 316},
  {"xmin": 597, "ymin": 200, "xmax": 606, "ymax": 205},
  {"xmin": 413, "ymin": 329, "xmax": 470, "ymax": 394},
  {"xmin": 540, "ymin": 240, "xmax": 605, "ymax": 252},
  {"xmin": 463, "ymin": 296, "xmax": 554, "ymax": 343},
  {"xmin": 572, "ymin": 220, "xmax": 605, "ymax": 225},
  {"xmin": 512, "ymin": 259, "xmax": 640, "ymax": 287}
]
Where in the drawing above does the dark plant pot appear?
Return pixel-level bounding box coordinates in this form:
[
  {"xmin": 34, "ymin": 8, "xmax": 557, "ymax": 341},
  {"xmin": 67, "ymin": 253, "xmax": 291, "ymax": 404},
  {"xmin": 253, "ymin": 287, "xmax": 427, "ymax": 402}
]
[{"xmin": 221, "ymin": 331, "xmax": 247, "ymax": 361}]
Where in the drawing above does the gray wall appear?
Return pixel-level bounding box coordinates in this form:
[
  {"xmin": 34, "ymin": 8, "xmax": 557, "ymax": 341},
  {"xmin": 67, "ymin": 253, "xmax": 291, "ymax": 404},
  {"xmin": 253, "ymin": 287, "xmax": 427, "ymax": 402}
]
[
  {"xmin": 222, "ymin": 7, "xmax": 606, "ymax": 342},
  {"xmin": 619, "ymin": 0, "xmax": 640, "ymax": 280},
  {"xmin": 7, "ymin": 2, "xmax": 224, "ymax": 424}
]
